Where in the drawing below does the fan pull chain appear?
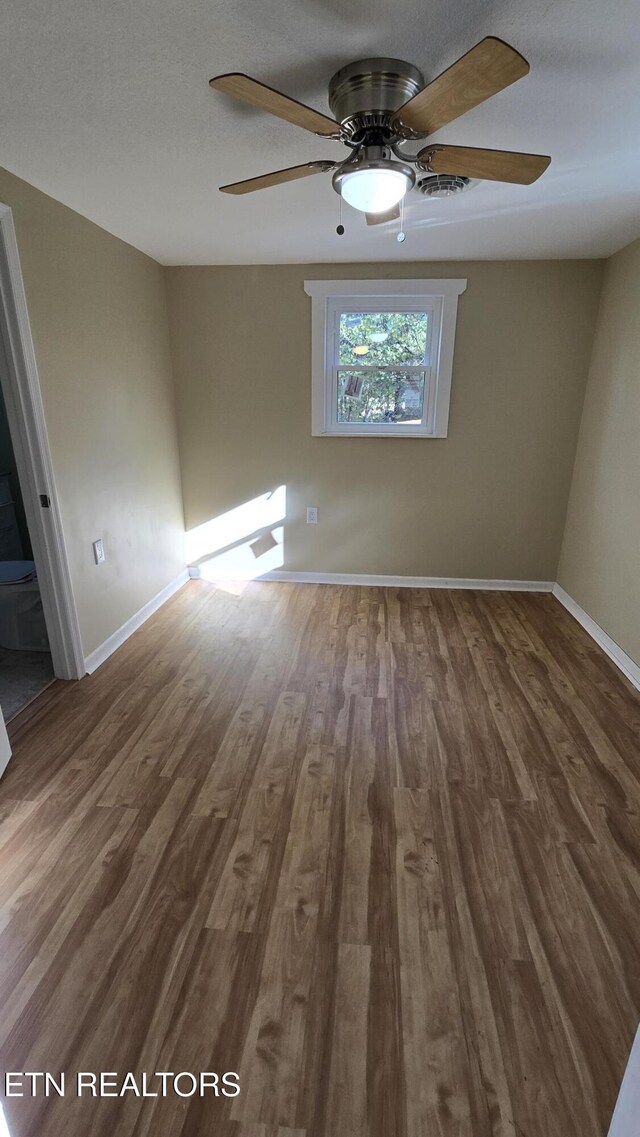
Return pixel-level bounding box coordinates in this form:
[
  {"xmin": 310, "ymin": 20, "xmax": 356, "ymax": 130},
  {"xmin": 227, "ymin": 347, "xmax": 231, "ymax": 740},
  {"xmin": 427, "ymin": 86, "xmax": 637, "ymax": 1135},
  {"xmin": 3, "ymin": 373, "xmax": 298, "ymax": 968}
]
[
  {"xmin": 336, "ymin": 194, "xmax": 345, "ymax": 236},
  {"xmin": 397, "ymin": 197, "xmax": 406, "ymax": 243}
]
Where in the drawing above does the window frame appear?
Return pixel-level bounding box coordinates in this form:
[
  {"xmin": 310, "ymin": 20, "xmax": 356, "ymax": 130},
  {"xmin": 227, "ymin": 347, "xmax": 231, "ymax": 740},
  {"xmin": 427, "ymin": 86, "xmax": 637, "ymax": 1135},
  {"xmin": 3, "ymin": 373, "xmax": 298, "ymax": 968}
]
[{"xmin": 304, "ymin": 278, "xmax": 467, "ymax": 438}]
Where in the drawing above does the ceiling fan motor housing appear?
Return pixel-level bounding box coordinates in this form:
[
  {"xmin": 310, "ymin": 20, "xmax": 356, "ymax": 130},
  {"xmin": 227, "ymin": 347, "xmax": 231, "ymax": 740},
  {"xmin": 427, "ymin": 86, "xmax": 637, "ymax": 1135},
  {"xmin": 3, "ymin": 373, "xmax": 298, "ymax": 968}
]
[{"xmin": 328, "ymin": 58, "xmax": 425, "ymax": 142}]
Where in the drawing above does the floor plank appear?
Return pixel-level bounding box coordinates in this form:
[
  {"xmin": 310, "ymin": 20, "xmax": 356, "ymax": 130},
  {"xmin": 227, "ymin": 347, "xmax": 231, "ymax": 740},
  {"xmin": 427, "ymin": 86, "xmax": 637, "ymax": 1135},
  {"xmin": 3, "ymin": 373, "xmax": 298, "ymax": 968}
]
[{"xmin": 0, "ymin": 580, "xmax": 638, "ymax": 1137}]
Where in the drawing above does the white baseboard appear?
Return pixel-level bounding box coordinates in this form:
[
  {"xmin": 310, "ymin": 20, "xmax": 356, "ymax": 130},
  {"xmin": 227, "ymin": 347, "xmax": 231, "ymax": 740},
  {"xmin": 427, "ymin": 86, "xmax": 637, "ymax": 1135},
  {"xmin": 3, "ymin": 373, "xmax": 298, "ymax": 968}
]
[
  {"xmin": 553, "ymin": 584, "xmax": 640, "ymax": 692},
  {"xmin": 189, "ymin": 565, "xmax": 554, "ymax": 592},
  {"xmin": 608, "ymin": 1026, "xmax": 640, "ymax": 1137},
  {"xmin": 84, "ymin": 570, "xmax": 189, "ymax": 675}
]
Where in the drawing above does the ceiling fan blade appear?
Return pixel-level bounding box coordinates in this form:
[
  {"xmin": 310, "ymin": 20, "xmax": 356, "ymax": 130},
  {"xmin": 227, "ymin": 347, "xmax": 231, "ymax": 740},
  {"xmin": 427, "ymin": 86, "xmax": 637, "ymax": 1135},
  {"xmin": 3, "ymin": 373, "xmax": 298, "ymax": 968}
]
[
  {"xmin": 394, "ymin": 37, "xmax": 529, "ymax": 136},
  {"xmin": 366, "ymin": 205, "xmax": 401, "ymax": 225},
  {"xmin": 210, "ymin": 73, "xmax": 341, "ymax": 137},
  {"xmin": 419, "ymin": 144, "xmax": 550, "ymax": 184},
  {"xmin": 219, "ymin": 161, "xmax": 335, "ymax": 195}
]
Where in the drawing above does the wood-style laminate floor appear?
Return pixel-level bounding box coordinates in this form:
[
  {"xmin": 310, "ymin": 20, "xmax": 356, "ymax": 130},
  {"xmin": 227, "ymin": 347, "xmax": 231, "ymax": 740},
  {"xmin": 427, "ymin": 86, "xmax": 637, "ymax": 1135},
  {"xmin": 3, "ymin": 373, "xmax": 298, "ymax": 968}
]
[{"xmin": 0, "ymin": 580, "xmax": 639, "ymax": 1137}]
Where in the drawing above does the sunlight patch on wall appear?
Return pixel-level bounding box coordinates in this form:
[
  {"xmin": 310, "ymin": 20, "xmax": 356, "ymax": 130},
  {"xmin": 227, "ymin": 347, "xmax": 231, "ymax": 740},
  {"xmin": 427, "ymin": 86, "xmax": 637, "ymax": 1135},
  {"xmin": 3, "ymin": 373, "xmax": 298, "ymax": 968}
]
[{"xmin": 185, "ymin": 486, "xmax": 286, "ymax": 581}]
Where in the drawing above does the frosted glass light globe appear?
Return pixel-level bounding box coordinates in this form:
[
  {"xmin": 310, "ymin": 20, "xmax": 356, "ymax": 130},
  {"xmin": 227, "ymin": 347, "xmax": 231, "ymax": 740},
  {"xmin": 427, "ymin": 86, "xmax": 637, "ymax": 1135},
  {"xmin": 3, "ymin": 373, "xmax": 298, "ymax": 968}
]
[{"xmin": 340, "ymin": 168, "xmax": 410, "ymax": 213}]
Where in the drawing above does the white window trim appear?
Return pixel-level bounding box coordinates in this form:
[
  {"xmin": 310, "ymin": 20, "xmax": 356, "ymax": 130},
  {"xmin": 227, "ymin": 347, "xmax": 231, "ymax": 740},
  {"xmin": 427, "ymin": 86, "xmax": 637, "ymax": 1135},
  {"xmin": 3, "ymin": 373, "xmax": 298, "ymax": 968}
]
[{"xmin": 304, "ymin": 278, "xmax": 467, "ymax": 438}]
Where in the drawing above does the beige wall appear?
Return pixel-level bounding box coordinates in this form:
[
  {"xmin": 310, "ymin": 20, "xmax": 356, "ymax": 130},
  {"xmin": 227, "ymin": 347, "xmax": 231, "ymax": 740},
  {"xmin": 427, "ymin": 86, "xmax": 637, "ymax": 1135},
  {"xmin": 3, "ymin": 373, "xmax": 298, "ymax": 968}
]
[
  {"xmin": 0, "ymin": 166, "xmax": 185, "ymax": 658},
  {"xmin": 558, "ymin": 237, "xmax": 640, "ymax": 667},
  {"xmin": 166, "ymin": 261, "xmax": 603, "ymax": 583}
]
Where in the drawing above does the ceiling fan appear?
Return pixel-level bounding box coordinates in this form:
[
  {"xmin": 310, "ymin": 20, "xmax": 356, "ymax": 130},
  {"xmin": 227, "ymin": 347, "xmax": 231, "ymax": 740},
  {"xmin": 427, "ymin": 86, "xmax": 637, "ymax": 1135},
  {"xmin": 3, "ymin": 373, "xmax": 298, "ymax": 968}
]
[{"xmin": 209, "ymin": 38, "xmax": 550, "ymax": 225}]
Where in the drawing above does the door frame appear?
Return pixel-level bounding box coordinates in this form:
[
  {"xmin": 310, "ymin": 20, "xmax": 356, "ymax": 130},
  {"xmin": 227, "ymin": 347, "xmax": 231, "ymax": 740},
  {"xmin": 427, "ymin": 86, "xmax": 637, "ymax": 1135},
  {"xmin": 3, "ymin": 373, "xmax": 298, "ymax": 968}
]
[{"xmin": 0, "ymin": 204, "xmax": 85, "ymax": 681}]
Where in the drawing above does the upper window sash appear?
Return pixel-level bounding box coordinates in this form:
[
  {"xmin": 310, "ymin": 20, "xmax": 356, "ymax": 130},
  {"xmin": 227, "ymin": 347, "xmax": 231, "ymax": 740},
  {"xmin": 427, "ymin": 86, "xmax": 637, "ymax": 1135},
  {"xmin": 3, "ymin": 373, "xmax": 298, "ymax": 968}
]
[{"xmin": 328, "ymin": 297, "xmax": 438, "ymax": 372}]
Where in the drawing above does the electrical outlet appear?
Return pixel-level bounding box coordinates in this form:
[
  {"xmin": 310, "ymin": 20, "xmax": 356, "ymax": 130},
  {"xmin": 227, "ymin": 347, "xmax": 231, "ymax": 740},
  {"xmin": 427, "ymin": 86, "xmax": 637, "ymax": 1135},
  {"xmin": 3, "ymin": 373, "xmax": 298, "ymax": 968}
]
[
  {"xmin": 93, "ymin": 539, "xmax": 105, "ymax": 565},
  {"xmin": 306, "ymin": 507, "xmax": 318, "ymax": 524}
]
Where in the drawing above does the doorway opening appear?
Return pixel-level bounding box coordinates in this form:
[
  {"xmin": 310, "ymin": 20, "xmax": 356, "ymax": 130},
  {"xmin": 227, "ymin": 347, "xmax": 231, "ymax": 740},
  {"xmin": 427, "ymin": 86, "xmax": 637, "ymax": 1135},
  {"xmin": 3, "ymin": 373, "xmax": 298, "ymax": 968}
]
[
  {"xmin": 0, "ymin": 203, "xmax": 84, "ymax": 737},
  {"xmin": 0, "ymin": 378, "xmax": 54, "ymax": 719}
]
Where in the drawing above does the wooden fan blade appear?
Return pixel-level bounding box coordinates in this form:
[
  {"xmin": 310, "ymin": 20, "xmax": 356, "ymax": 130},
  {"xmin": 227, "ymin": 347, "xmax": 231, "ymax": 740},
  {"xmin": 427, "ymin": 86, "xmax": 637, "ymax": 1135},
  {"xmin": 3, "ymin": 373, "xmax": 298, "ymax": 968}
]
[
  {"xmin": 394, "ymin": 37, "xmax": 529, "ymax": 136},
  {"xmin": 210, "ymin": 73, "xmax": 340, "ymax": 137},
  {"xmin": 419, "ymin": 144, "xmax": 550, "ymax": 184},
  {"xmin": 366, "ymin": 205, "xmax": 401, "ymax": 225},
  {"xmin": 219, "ymin": 161, "xmax": 335, "ymax": 195}
]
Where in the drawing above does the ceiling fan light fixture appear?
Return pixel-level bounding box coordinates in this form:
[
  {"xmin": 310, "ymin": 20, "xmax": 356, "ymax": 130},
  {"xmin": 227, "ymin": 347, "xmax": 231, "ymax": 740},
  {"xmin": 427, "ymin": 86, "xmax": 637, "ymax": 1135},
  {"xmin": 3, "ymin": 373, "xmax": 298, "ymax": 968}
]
[
  {"xmin": 334, "ymin": 161, "xmax": 415, "ymax": 214},
  {"xmin": 212, "ymin": 40, "xmax": 550, "ymax": 214}
]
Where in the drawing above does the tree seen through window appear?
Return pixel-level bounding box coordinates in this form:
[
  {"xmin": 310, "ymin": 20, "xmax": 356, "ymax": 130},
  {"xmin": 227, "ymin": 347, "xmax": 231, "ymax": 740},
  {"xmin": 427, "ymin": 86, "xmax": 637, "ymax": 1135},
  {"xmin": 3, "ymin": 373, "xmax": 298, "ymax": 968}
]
[{"xmin": 337, "ymin": 311, "xmax": 429, "ymax": 424}]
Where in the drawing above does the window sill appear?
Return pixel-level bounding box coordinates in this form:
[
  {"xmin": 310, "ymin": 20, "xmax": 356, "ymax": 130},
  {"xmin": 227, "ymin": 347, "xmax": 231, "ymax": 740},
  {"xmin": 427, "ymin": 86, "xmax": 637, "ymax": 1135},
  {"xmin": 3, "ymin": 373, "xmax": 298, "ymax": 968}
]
[{"xmin": 313, "ymin": 428, "xmax": 447, "ymax": 438}]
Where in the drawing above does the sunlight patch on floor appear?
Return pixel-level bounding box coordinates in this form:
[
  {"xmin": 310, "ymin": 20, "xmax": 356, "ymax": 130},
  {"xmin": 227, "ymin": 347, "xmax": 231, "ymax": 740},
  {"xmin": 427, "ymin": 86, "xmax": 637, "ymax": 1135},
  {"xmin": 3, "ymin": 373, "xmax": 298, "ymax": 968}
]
[{"xmin": 185, "ymin": 485, "xmax": 286, "ymax": 585}]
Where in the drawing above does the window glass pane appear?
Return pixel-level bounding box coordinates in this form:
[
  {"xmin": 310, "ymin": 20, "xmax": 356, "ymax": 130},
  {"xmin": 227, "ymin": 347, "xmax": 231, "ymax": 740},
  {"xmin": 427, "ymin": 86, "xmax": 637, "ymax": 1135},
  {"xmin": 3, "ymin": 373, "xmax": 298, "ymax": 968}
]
[
  {"xmin": 339, "ymin": 311, "xmax": 428, "ymax": 366},
  {"xmin": 337, "ymin": 370, "xmax": 426, "ymax": 425}
]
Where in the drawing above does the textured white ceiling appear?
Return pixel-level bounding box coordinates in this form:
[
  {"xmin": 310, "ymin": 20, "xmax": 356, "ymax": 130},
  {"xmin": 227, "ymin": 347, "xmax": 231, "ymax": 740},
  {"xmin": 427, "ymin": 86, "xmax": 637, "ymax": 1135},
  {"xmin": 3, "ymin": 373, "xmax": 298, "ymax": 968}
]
[{"xmin": 1, "ymin": 0, "xmax": 639, "ymax": 264}]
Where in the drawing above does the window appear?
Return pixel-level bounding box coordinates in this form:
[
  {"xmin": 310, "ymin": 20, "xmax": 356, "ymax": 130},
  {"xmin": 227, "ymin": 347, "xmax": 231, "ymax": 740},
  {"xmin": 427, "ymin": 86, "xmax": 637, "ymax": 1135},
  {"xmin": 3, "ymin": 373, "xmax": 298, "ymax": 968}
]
[{"xmin": 304, "ymin": 279, "xmax": 466, "ymax": 437}]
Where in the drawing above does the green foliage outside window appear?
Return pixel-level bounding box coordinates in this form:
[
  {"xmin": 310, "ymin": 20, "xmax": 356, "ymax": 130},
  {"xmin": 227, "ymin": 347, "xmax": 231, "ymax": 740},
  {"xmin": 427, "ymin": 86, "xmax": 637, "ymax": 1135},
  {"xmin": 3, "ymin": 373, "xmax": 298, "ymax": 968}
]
[{"xmin": 337, "ymin": 311, "xmax": 428, "ymax": 424}]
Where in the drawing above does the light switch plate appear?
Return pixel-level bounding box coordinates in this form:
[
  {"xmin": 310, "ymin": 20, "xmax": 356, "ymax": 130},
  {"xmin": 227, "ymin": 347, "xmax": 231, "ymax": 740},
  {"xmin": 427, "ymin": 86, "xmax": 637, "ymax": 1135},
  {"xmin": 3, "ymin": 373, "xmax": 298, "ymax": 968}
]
[{"xmin": 93, "ymin": 539, "xmax": 105, "ymax": 564}]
